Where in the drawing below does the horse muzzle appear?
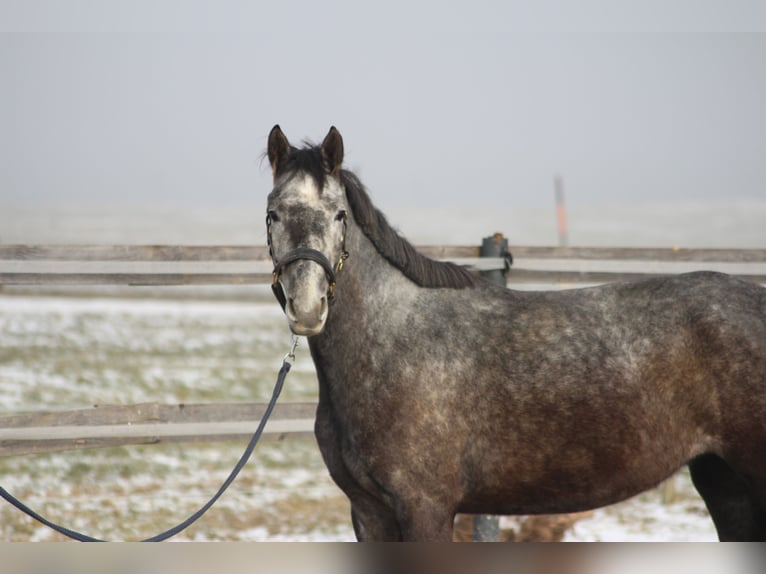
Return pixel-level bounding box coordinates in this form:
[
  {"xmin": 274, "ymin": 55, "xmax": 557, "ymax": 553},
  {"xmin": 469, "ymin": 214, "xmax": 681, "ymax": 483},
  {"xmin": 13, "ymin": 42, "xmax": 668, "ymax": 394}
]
[
  {"xmin": 271, "ymin": 248, "xmax": 337, "ymax": 336},
  {"xmin": 284, "ymin": 291, "xmax": 329, "ymax": 336}
]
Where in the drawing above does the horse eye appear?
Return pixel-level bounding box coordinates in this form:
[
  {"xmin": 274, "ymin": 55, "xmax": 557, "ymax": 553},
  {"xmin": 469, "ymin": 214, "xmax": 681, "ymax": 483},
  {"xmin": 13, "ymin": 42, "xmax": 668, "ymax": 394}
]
[
  {"xmin": 335, "ymin": 210, "xmax": 347, "ymax": 222},
  {"xmin": 268, "ymin": 210, "xmax": 280, "ymax": 222}
]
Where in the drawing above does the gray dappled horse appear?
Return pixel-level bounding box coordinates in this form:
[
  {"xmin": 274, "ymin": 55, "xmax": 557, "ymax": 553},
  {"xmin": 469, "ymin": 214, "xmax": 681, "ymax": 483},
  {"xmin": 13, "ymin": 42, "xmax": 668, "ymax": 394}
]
[{"xmin": 265, "ymin": 125, "xmax": 766, "ymax": 541}]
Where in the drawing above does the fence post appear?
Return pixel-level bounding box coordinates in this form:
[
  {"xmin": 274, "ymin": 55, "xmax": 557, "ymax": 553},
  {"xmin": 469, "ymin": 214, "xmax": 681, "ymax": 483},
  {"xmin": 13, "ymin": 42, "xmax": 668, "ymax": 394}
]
[
  {"xmin": 471, "ymin": 233, "xmax": 511, "ymax": 542},
  {"xmin": 480, "ymin": 233, "xmax": 511, "ymax": 286}
]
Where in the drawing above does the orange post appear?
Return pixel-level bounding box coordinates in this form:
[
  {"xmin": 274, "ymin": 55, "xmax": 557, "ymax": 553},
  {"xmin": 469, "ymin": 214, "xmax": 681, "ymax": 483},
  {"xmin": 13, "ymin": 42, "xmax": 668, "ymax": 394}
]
[{"xmin": 554, "ymin": 175, "xmax": 568, "ymax": 247}]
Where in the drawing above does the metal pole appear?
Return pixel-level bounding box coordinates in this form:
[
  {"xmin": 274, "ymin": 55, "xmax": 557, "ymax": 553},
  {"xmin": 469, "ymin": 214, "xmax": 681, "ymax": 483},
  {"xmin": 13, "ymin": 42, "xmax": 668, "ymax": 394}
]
[
  {"xmin": 480, "ymin": 233, "xmax": 510, "ymax": 287},
  {"xmin": 472, "ymin": 513, "xmax": 500, "ymax": 542}
]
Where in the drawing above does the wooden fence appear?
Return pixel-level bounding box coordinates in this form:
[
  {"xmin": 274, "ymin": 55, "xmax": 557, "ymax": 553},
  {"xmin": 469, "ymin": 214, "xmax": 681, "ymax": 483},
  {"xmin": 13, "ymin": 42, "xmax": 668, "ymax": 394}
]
[
  {"xmin": 2, "ymin": 244, "xmax": 766, "ymax": 286},
  {"xmin": 2, "ymin": 242, "xmax": 766, "ymax": 457}
]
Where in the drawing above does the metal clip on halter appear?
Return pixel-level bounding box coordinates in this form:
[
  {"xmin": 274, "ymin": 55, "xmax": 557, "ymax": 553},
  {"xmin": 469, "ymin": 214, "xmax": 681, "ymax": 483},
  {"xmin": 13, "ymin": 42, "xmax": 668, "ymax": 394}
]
[{"xmin": 284, "ymin": 334, "xmax": 299, "ymax": 365}]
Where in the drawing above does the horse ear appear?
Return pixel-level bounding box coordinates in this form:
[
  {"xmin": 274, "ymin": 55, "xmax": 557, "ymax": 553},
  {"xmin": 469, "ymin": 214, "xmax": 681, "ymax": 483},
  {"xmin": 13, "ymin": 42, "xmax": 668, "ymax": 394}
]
[
  {"xmin": 321, "ymin": 126, "xmax": 344, "ymax": 176},
  {"xmin": 267, "ymin": 125, "xmax": 291, "ymax": 178}
]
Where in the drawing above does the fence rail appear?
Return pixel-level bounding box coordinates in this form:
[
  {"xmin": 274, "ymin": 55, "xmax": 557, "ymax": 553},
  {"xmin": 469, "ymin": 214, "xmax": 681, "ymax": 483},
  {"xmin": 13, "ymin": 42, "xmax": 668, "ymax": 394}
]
[
  {"xmin": 2, "ymin": 244, "xmax": 766, "ymax": 286},
  {"xmin": 0, "ymin": 402, "xmax": 315, "ymax": 457},
  {"xmin": 2, "ymin": 242, "xmax": 765, "ymax": 456}
]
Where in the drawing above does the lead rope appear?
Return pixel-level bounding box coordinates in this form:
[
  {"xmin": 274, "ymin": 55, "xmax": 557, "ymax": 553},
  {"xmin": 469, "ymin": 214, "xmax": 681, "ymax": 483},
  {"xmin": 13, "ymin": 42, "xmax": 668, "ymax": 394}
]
[{"xmin": 0, "ymin": 335, "xmax": 300, "ymax": 542}]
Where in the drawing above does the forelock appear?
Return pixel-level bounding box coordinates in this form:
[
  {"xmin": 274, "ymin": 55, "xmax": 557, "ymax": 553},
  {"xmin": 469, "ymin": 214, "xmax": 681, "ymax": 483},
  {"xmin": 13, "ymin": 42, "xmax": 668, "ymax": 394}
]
[{"xmin": 275, "ymin": 144, "xmax": 327, "ymax": 192}]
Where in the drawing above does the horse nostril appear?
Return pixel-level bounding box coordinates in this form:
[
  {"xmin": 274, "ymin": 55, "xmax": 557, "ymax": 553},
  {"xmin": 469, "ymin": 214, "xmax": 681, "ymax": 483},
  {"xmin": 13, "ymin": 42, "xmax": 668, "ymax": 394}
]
[{"xmin": 287, "ymin": 295, "xmax": 327, "ymax": 326}]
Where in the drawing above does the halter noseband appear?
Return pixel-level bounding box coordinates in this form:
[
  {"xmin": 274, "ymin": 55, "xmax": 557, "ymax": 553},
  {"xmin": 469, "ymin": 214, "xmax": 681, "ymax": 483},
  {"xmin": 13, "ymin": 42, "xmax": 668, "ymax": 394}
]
[{"xmin": 266, "ymin": 212, "xmax": 349, "ymax": 312}]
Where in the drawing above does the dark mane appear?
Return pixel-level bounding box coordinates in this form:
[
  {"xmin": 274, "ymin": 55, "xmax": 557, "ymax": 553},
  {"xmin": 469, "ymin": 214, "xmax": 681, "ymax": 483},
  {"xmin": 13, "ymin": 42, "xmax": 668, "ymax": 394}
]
[
  {"xmin": 340, "ymin": 170, "xmax": 477, "ymax": 289},
  {"xmin": 274, "ymin": 141, "xmax": 477, "ymax": 289}
]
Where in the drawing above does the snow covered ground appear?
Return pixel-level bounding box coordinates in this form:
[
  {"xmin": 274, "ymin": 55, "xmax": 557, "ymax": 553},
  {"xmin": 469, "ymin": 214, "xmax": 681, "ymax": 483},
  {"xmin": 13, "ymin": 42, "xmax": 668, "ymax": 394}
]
[{"xmin": 0, "ymin": 294, "xmax": 719, "ymax": 541}]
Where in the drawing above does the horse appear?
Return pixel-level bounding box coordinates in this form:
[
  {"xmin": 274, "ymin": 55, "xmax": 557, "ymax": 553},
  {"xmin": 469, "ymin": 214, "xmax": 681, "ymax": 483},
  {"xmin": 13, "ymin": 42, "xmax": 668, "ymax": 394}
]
[{"xmin": 264, "ymin": 125, "xmax": 766, "ymax": 541}]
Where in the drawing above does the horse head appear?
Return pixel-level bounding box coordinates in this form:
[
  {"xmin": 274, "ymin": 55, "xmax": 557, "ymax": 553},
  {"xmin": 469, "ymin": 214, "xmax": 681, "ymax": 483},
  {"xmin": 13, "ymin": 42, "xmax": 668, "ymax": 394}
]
[{"xmin": 266, "ymin": 125, "xmax": 350, "ymax": 336}]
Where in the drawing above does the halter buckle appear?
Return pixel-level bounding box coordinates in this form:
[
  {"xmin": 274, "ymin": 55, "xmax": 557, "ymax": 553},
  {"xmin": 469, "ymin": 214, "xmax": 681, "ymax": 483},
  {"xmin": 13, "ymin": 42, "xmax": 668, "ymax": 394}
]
[{"xmin": 336, "ymin": 251, "xmax": 349, "ymax": 273}]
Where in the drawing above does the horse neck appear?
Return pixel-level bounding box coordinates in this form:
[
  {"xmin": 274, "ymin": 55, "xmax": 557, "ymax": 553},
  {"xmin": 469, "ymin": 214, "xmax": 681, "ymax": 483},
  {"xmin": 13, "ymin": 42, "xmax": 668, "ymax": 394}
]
[{"xmin": 309, "ymin": 221, "xmax": 419, "ymax": 352}]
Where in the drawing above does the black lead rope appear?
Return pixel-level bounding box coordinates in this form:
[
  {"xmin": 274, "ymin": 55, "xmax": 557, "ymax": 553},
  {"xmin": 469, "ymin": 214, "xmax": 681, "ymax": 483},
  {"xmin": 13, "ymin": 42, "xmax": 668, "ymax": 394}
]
[{"xmin": 0, "ymin": 346, "xmax": 296, "ymax": 542}]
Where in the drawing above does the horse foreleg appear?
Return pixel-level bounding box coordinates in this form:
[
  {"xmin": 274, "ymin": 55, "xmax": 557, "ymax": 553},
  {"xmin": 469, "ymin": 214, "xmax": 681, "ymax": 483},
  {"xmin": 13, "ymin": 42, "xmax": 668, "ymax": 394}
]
[
  {"xmin": 350, "ymin": 500, "xmax": 402, "ymax": 541},
  {"xmin": 397, "ymin": 502, "xmax": 456, "ymax": 542},
  {"xmin": 350, "ymin": 493, "xmax": 458, "ymax": 541}
]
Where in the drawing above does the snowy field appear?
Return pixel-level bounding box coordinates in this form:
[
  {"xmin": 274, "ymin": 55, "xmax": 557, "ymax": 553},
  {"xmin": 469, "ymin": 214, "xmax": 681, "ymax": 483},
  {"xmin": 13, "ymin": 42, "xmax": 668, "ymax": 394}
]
[{"xmin": 0, "ymin": 294, "xmax": 717, "ymax": 541}]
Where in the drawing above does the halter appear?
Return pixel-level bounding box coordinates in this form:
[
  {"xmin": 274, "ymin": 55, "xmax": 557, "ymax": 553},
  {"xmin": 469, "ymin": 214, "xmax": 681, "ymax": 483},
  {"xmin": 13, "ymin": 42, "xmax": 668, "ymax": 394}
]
[{"xmin": 266, "ymin": 211, "xmax": 349, "ymax": 311}]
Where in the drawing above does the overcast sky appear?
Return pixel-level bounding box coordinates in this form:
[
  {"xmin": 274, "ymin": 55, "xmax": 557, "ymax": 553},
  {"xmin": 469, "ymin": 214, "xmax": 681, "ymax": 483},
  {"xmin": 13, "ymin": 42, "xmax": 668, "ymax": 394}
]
[{"xmin": 1, "ymin": 1, "xmax": 766, "ymax": 212}]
